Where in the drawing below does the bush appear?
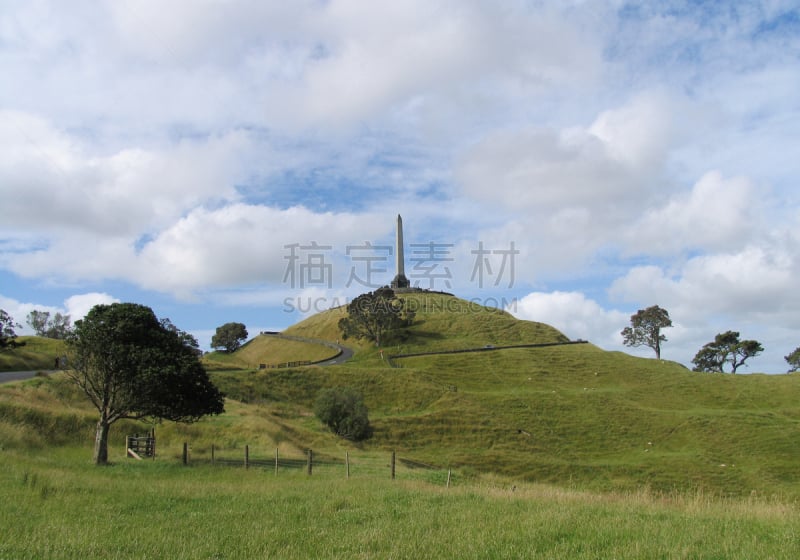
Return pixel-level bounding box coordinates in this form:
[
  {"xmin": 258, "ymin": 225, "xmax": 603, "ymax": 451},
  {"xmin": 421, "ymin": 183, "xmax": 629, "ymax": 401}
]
[{"xmin": 314, "ymin": 387, "xmax": 371, "ymax": 441}]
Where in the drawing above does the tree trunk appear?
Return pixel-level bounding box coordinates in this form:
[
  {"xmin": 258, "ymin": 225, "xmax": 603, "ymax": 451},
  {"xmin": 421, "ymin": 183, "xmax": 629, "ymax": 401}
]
[{"xmin": 94, "ymin": 417, "xmax": 110, "ymax": 465}]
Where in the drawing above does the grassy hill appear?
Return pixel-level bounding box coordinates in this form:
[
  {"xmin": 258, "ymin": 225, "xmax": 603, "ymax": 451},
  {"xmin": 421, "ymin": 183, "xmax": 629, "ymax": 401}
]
[
  {"xmin": 203, "ymin": 334, "xmax": 338, "ymax": 370},
  {"xmin": 2, "ymin": 292, "xmax": 799, "ymax": 499},
  {"xmin": 210, "ymin": 292, "xmax": 800, "ymax": 497},
  {"xmin": 0, "ymin": 336, "xmax": 66, "ymax": 372}
]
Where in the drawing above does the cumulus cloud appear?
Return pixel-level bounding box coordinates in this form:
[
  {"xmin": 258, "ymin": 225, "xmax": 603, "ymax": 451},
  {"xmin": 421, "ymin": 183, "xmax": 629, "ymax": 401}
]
[
  {"xmin": 610, "ymin": 241, "xmax": 800, "ymax": 328},
  {"xmin": 511, "ymin": 291, "xmax": 628, "ymax": 348},
  {"xmin": 0, "ymin": 111, "xmax": 250, "ymax": 237},
  {"xmin": 624, "ymin": 171, "xmax": 761, "ymax": 255},
  {"xmin": 0, "ymin": 292, "xmax": 120, "ymax": 335}
]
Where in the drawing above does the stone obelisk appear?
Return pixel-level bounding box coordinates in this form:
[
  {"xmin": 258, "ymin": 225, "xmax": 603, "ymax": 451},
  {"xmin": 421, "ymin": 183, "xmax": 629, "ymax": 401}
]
[{"xmin": 391, "ymin": 214, "xmax": 410, "ymax": 289}]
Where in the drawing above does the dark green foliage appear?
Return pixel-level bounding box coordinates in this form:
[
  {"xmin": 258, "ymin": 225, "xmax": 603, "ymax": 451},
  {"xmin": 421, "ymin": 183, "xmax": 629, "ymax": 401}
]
[
  {"xmin": 785, "ymin": 347, "xmax": 800, "ymax": 372},
  {"xmin": 314, "ymin": 386, "xmax": 371, "ymax": 441},
  {"xmin": 620, "ymin": 305, "xmax": 672, "ymax": 359},
  {"xmin": 338, "ymin": 287, "xmax": 414, "ymax": 346},
  {"xmin": 0, "ymin": 309, "xmax": 23, "ymax": 350},
  {"xmin": 692, "ymin": 331, "xmax": 764, "ymax": 373},
  {"xmin": 211, "ymin": 322, "xmax": 249, "ymax": 353},
  {"xmin": 66, "ymin": 303, "xmax": 225, "ymax": 464}
]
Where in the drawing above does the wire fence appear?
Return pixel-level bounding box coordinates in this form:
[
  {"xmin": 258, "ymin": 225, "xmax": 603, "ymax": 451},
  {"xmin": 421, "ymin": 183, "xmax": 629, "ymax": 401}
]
[{"xmin": 142, "ymin": 442, "xmax": 456, "ymax": 486}]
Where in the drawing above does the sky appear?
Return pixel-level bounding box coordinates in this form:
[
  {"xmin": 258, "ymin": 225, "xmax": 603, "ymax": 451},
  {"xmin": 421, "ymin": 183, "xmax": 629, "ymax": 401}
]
[{"xmin": 2, "ymin": 1, "xmax": 800, "ymax": 373}]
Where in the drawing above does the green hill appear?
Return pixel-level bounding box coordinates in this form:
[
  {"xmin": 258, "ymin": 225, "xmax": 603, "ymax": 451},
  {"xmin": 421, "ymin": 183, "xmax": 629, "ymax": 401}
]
[
  {"xmin": 0, "ymin": 336, "xmax": 66, "ymax": 372},
  {"xmin": 212, "ymin": 292, "xmax": 800, "ymax": 497},
  {"xmin": 2, "ymin": 292, "xmax": 799, "ymax": 499}
]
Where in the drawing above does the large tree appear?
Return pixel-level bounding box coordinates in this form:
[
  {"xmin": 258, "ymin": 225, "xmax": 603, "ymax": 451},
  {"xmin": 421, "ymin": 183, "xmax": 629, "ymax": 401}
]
[
  {"xmin": 338, "ymin": 287, "xmax": 414, "ymax": 346},
  {"xmin": 692, "ymin": 331, "xmax": 764, "ymax": 373},
  {"xmin": 0, "ymin": 309, "xmax": 22, "ymax": 350},
  {"xmin": 211, "ymin": 322, "xmax": 249, "ymax": 353},
  {"xmin": 620, "ymin": 305, "xmax": 672, "ymax": 360},
  {"xmin": 66, "ymin": 303, "xmax": 225, "ymax": 464}
]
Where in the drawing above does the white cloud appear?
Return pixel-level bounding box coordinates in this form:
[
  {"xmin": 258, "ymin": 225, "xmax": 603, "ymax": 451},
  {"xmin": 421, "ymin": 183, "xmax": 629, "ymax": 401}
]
[
  {"xmin": 610, "ymin": 240, "xmax": 800, "ymax": 328},
  {"xmin": 511, "ymin": 291, "xmax": 627, "ymax": 348},
  {"xmin": 64, "ymin": 293, "xmax": 121, "ymax": 321},
  {"xmin": 0, "ymin": 292, "xmax": 120, "ymax": 335},
  {"xmin": 624, "ymin": 171, "xmax": 761, "ymax": 255},
  {"xmin": 0, "ymin": 111, "xmax": 249, "ymax": 237}
]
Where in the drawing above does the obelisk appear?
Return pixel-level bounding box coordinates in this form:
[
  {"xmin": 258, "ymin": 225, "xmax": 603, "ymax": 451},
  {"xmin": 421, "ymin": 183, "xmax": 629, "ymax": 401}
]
[{"xmin": 391, "ymin": 214, "xmax": 410, "ymax": 289}]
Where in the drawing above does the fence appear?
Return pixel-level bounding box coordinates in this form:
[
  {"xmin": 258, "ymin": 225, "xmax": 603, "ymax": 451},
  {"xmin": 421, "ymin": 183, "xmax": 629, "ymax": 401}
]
[
  {"xmin": 173, "ymin": 443, "xmax": 455, "ymax": 487},
  {"xmin": 126, "ymin": 432, "xmax": 156, "ymax": 459}
]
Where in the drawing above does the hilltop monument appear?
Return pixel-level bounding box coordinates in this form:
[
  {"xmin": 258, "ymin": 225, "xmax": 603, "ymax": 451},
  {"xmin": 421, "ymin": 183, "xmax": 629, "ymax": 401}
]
[{"xmin": 390, "ymin": 214, "xmax": 410, "ymax": 289}]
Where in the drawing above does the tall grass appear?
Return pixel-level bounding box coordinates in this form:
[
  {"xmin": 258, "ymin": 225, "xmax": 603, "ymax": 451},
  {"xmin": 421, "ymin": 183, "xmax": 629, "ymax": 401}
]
[{"xmin": 0, "ymin": 447, "xmax": 797, "ymax": 560}]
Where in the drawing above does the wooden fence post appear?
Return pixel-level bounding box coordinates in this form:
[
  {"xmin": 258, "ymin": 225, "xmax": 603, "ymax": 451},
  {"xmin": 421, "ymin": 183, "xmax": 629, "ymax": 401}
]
[
  {"xmin": 307, "ymin": 449, "xmax": 313, "ymax": 476},
  {"xmin": 245, "ymin": 445, "xmax": 249, "ymax": 469},
  {"xmin": 391, "ymin": 451, "xmax": 396, "ymax": 480},
  {"xmin": 211, "ymin": 444, "xmax": 215, "ymax": 465},
  {"xmin": 346, "ymin": 451, "xmax": 350, "ymax": 479},
  {"xmin": 446, "ymin": 469, "xmax": 452, "ymax": 488},
  {"xmin": 275, "ymin": 448, "xmax": 279, "ymax": 475},
  {"xmin": 182, "ymin": 442, "xmax": 188, "ymax": 465}
]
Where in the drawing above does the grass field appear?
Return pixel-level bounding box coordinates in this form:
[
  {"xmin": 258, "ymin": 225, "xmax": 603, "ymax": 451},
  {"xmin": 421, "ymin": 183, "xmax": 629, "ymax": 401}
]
[{"xmin": 1, "ymin": 446, "xmax": 797, "ymax": 559}]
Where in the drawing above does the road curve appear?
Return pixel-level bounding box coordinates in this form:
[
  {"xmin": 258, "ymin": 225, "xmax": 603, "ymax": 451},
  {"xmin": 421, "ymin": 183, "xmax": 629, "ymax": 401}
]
[{"xmin": 261, "ymin": 333, "xmax": 354, "ymax": 367}]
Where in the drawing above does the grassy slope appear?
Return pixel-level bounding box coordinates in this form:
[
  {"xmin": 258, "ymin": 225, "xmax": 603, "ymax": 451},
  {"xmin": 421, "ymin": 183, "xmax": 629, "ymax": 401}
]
[
  {"xmin": 213, "ymin": 293, "xmax": 800, "ymax": 497},
  {"xmin": 203, "ymin": 335, "xmax": 338, "ymax": 370},
  {"xmin": 2, "ymin": 293, "xmax": 799, "ymax": 499},
  {"xmin": 0, "ymin": 336, "xmax": 65, "ymax": 372}
]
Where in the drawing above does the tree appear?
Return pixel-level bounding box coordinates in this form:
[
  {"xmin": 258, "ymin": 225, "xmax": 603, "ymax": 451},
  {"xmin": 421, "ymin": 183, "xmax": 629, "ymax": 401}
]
[
  {"xmin": 314, "ymin": 387, "xmax": 371, "ymax": 441},
  {"xmin": 785, "ymin": 347, "xmax": 800, "ymax": 373},
  {"xmin": 65, "ymin": 303, "xmax": 225, "ymax": 465},
  {"xmin": 45, "ymin": 312, "xmax": 71, "ymax": 339},
  {"xmin": 620, "ymin": 305, "xmax": 672, "ymax": 360},
  {"xmin": 0, "ymin": 309, "xmax": 22, "ymax": 350},
  {"xmin": 27, "ymin": 310, "xmax": 72, "ymax": 339},
  {"xmin": 27, "ymin": 310, "xmax": 50, "ymax": 336},
  {"xmin": 338, "ymin": 287, "xmax": 414, "ymax": 346},
  {"xmin": 692, "ymin": 331, "xmax": 764, "ymax": 373},
  {"xmin": 211, "ymin": 322, "xmax": 248, "ymax": 353}
]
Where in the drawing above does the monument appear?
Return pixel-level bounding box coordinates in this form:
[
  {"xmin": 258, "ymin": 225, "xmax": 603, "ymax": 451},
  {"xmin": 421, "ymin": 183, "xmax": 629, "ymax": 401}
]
[{"xmin": 390, "ymin": 214, "xmax": 410, "ymax": 289}]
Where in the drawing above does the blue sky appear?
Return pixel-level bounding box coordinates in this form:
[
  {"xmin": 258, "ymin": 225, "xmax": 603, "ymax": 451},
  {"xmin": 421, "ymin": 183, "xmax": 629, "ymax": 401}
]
[{"xmin": 2, "ymin": 1, "xmax": 800, "ymax": 372}]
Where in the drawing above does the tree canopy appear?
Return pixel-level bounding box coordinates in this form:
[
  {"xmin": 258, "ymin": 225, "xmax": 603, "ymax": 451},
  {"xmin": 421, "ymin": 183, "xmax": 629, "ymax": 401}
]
[
  {"xmin": 211, "ymin": 322, "xmax": 249, "ymax": 353},
  {"xmin": 66, "ymin": 303, "xmax": 225, "ymax": 464},
  {"xmin": 314, "ymin": 386, "xmax": 371, "ymax": 441},
  {"xmin": 27, "ymin": 310, "xmax": 72, "ymax": 339},
  {"xmin": 338, "ymin": 287, "xmax": 414, "ymax": 346},
  {"xmin": 620, "ymin": 305, "xmax": 672, "ymax": 360},
  {"xmin": 0, "ymin": 309, "xmax": 22, "ymax": 350},
  {"xmin": 691, "ymin": 331, "xmax": 764, "ymax": 373},
  {"xmin": 784, "ymin": 347, "xmax": 800, "ymax": 373}
]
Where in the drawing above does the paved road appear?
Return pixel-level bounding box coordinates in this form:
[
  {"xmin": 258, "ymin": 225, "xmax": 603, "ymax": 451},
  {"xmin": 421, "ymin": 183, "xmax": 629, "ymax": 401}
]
[
  {"xmin": 0, "ymin": 370, "xmax": 55, "ymax": 384},
  {"xmin": 316, "ymin": 344, "xmax": 354, "ymax": 366},
  {"xmin": 261, "ymin": 333, "xmax": 354, "ymax": 367}
]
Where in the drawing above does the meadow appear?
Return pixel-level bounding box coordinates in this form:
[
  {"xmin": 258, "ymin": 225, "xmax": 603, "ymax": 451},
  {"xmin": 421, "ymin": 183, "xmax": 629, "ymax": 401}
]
[{"xmin": 1, "ymin": 445, "xmax": 798, "ymax": 559}]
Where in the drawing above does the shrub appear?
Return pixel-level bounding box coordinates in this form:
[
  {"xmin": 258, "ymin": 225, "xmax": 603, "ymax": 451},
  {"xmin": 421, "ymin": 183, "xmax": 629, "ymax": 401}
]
[{"xmin": 314, "ymin": 387, "xmax": 371, "ymax": 441}]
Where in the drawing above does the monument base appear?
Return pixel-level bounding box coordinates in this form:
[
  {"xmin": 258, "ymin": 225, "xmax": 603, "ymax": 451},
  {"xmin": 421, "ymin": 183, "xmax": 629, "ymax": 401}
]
[{"xmin": 390, "ymin": 274, "xmax": 410, "ymax": 289}]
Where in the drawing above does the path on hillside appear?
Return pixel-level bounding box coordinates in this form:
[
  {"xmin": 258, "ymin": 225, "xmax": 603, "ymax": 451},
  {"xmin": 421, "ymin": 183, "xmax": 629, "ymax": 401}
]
[
  {"xmin": 261, "ymin": 333, "xmax": 354, "ymax": 366},
  {"xmin": 387, "ymin": 340, "xmax": 589, "ymax": 364}
]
